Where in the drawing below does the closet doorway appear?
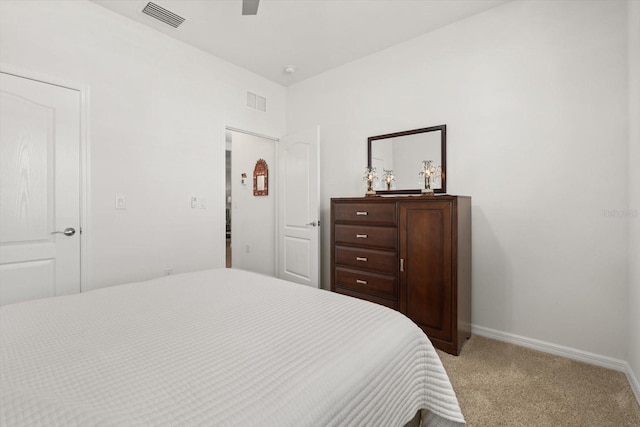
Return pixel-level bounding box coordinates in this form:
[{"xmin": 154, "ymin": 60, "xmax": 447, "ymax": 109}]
[{"xmin": 225, "ymin": 129, "xmax": 277, "ymax": 276}]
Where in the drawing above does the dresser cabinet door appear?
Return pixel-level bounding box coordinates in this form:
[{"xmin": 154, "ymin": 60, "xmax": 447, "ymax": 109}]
[{"xmin": 399, "ymin": 201, "xmax": 453, "ymax": 342}]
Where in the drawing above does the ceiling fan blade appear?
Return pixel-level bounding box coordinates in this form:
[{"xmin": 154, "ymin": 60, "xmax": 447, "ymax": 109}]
[{"xmin": 242, "ymin": 0, "xmax": 260, "ymax": 15}]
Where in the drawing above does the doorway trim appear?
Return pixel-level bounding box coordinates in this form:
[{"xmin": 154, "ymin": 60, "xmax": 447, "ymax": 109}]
[
  {"xmin": 224, "ymin": 126, "xmax": 279, "ymax": 275},
  {"xmin": 1, "ymin": 63, "xmax": 91, "ymax": 292}
]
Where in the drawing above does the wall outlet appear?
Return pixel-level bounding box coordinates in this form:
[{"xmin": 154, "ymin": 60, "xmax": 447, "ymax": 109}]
[{"xmin": 200, "ymin": 198, "xmax": 207, "ymax": 209}]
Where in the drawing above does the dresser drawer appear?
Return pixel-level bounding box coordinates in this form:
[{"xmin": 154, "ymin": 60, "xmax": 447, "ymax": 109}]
[
  {"xmin": 334, "ymin": 246, "xmax": 396, "ymax": 275},
  {"xmin": 334, "ymin": 224, "xmax": 397, "ymax": 250},
  {"xmin": 333, "ymin": 202, "xmax": 396, "ymax": 225},
  {"xmin": 335, "ymin": 287, "xmax": 398, "ymax": 310},
  {"xmin": 334, "ymin": 267, "xmax": 397, "ymax": 300}
]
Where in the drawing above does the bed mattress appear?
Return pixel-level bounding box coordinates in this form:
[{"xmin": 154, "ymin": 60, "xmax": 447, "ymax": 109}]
[{"xmin": 0, "ymin": 268, "xmax": 465, "ymax": 426}]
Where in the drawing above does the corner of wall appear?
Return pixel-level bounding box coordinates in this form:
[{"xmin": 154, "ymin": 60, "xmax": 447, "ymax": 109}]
[{"xmin": 626, "ymin": 0, "xmax": 640, "ymax": 404}]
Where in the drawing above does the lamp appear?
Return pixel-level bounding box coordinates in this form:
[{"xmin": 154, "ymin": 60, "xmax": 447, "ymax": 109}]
[
  {"xmin": 382, "ymin": 169, "xmax": 395, "ymax": 191},
  {"xmin": 418, "ymin": 160, "xmax": 441, "ymax": 195},
  {"xmin": 363, "ymin": 167, "xmax": 378, "ymax": 196}
]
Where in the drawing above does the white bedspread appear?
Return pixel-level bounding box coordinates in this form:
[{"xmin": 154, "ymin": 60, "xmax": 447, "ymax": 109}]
[{"xmin": 0, "ymin": 268, "xmax": 465, "ymax": 426}]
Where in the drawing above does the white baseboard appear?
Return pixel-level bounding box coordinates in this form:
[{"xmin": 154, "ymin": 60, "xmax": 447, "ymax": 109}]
[
  {"xmin": 471, "ymin": 325, "xmax": 640, "ymax": 405},
  {"xmin": 626, "ymin": 361, "xmax": 640, "ymax": 405}
]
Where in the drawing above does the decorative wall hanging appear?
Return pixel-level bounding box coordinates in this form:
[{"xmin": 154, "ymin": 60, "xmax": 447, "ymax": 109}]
[{"xmin": 253, "ymin": 159, "xmax": 269, "ymax": 196}]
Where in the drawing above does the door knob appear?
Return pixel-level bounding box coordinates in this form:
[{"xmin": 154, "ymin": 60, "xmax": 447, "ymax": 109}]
[
  {"xmin": 306, "ymin": 221, "xmax": 320, "ymax": 227},
  {"xmin": 52, "ymin": 227, "xmax": 76, "ymax": 237}
]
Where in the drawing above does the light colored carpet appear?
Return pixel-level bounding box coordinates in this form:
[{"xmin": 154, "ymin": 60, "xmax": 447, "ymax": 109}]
[{"xmin": 437, "ymin": 335, "xmax": 640, "ymax": 426}]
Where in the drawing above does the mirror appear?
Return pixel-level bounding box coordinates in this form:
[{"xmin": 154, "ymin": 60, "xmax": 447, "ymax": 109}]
[
  {"xmin": 368, "ymin": 124, "xmax": 446, "ymax": 194},
  {"xmin": 253, "ymin": 158, "xmax": 269, "ymax": 196}
]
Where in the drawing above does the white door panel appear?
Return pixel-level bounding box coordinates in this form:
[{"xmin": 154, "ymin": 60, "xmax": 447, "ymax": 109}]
[
  {"xmin": 0, "ymin": 72, "xmax": 81, "ymax": 305},
  {"xmin": 278, "ymin": 126, "xmax": 320, "ymax": 287},
  {"xmin": 1, "ymin": 260, "xmax": 55, "ymax": 305}
]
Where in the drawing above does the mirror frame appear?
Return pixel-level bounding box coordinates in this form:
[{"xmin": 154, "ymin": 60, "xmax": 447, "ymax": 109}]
[
  {"xmin": 252, "ymin": 158, "xmax": 269, "ymax": 196},
  {"xmin": 367, "ymin": 124, "xmax": 447, "ymax": 195}
]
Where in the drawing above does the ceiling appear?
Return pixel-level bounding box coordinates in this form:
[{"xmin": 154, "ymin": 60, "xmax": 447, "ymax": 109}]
[{"xmin": 89, "ymin": 0, "xmax": 510, "ymax": 87}]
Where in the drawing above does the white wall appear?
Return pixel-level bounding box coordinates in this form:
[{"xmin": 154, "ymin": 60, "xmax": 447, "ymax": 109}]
[
  {"xmin": 0, "ymin": 0, "xmax": 286, "ymax": 289},
  {"xmin": 627, "ymin": 0, "xmax": 640, "ymax": 398},
  {"xmin": 287, "ymin": 0, "xmax": 629, "ymax": 359},
  {"xmin": 229, "ymin": 131, "xmax": 276, "ymax": 276}
]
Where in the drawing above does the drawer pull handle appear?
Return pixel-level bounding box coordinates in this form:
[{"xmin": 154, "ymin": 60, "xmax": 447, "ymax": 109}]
[
  {"xmin": 356, "ymin": 211, "xmax": 368, "ymax": 216},
  {"xmin": 356, "ymin": 234, "xmax": 368, "ymax": 239},
  {"xmin": 356, "ymin": 279, "xmax": 368, "ymax": 285},
  {"xmin": 356, "ymin": 257, "xmax": 368, "ymax": 262}
]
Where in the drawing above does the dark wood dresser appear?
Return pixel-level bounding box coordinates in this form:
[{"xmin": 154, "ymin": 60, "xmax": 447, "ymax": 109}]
[{"xmin": 330, "ymin": 196, "xmax": 471, "ymax": 355}]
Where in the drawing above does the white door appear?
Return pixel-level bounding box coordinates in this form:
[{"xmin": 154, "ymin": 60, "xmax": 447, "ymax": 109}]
[
  {"xmin": 0, "ymin": 72, "xmax": 81, "ymax": 305},
  {"xmin": 277, "ymin": 126, "xmax": 320, "ymax": 287}
]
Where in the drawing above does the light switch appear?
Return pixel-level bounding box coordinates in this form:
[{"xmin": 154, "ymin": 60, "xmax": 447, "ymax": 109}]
[
  {"xmin": 115, "ymin": 195, "xmax": 126, "ymax": 210},
  {"xmin": 191, "ymin": 196, "xmax": 198, "ymax": 208}
]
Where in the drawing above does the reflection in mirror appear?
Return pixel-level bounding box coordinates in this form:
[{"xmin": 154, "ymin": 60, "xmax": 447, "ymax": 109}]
[{"xmin": 368, "ymin": 125, "xmax": 446, "ymax": 194}]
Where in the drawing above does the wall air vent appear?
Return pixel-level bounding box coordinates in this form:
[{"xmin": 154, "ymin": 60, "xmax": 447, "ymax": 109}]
[
  {"xmin": 142, "ymin": 2, "xmax": 185, "ymax": 28},
  {"xmin": 247, "ymin": 91, "xmax": 267, "ymax": 112}
]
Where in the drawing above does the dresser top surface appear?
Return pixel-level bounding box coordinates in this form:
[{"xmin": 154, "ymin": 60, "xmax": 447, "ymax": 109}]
[{"xmin": 331, "ymin": 195, "xmax": 469, "ymax": 203}]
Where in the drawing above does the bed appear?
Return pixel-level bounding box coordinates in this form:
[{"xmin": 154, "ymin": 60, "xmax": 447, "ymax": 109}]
[{"xmin": 0, "ymin": 268, "xmax": 465, "ymax": 426}]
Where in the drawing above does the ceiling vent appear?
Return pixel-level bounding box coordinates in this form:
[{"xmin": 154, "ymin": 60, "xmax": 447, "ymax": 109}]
[{"xmin": 142, "ymin": 2, "xmax": 185, "ymax": 28}]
